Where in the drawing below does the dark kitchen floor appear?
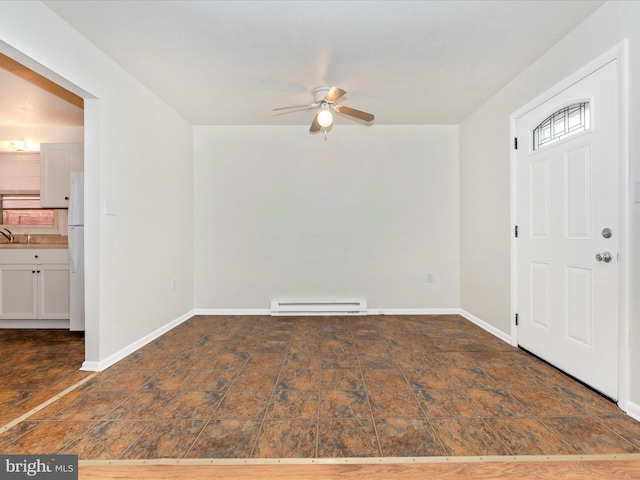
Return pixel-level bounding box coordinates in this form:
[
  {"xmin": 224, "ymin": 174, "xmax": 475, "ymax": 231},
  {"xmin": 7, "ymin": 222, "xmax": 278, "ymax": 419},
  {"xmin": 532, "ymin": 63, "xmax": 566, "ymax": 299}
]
[
  {"xmin": 0, "ymin": 328, "xmax": 91, "ymax": 425},
  {"xmin": 1, "ymin": 315, "xmax": 640, "ymax": 459}
]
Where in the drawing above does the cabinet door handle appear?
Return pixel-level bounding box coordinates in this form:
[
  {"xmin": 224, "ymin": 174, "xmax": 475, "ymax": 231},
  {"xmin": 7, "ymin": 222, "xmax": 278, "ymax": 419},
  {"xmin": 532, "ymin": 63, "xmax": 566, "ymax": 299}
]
[
  {"xmin": 32, "ymin": 270, "xmax": 36, "ymax": 274},
  {"xmin": 34, "ymin": 255, "xmax": 38, "ymax": 259},
  {"xmin": 65, "ymin": 196, "xmax": 69, "ymax": 200},
  {"xmin": 37, "ymin": 270, "xmax": 40, "ymax": 273}
]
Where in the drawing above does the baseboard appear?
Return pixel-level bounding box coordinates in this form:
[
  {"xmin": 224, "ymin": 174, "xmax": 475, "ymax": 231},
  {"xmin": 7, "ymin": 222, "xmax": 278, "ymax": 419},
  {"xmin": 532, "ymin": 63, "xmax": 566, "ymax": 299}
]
[
  {"xmin": 367, "ymin": 308, "xmax": 460, "ymax": 316},
  {"xmin": 80, "ymin": 360, "xmax": 101, "ymax": 372},
  {"xmin": 192, "ymin": 308, "xmax": 271, "ymax": 316},
  {"xmin": 80, "ymin": 310, "xmax": 195, "ymax": 372},
  {"xmin": 0, "ymin": 319, "xmax": 70, "ymax": 329},
  {"xmin": 195, "ymin": 308, "xmax": 460, "ymax": 316},
  {"xmin": 623, "ymin": 400, "xmax": 640, "ymax": 422},
  {"xmin": 459, "ymin": 309, "xmax": 512, "ymax": 345}
]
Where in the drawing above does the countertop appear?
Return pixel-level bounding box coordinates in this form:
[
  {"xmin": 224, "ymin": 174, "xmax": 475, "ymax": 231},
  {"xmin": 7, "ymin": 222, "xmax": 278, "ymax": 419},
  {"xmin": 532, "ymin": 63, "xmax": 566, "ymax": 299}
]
[{"xmin": 0, "ymin": 235, "xmax": 68, "ymax": 249}]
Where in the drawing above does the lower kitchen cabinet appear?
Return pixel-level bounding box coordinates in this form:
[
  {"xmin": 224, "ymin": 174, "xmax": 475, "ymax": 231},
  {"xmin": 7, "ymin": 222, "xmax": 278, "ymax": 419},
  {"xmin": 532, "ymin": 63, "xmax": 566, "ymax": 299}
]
[
  {"xmin": 38, "ymin": 264, "xmax": 70, "ymax": 319},
  {"xmin": 0, "ymin": 249, "xmax": 70, "ymax": 321}
]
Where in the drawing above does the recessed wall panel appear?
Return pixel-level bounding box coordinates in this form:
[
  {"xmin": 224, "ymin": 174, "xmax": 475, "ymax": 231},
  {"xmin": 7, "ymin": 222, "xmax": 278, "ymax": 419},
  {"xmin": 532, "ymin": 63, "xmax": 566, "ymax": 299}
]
[
  {"xmin": 530, "ymin": 157, "xmax": 550, "ymax": 238},
  {"xmin": 565, "ymin": 265, "xmax": 593, "ymax": 348},
  {"xmin": 530, "ymin": 261, "xmax": 550, "ymax": 330},
  {"xmin": 565, "ymin": 144, "xmax": 592, "ymax": 239}
]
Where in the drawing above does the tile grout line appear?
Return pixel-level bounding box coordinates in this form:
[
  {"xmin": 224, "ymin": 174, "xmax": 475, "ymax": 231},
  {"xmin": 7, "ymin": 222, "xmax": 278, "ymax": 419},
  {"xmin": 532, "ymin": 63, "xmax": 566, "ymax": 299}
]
[
  {"xmin": 349, "ymin": 317, "xmax": 384, "ymax": 457},
  {"xmin": 466, "ymin": 354, "xmax": 581, "ymax": 456},
  {"xmin": 248, "ymin": 320, "xmax": 296, "ymax": 458},
  {"xmin": 0, "ymin": 371, "xmax": 100, "ymax": 435},
  {"xmin": 535, "ymin": 414, "xmax": 616, "ymax": 455},
  {"xmin": 456, "ymin": 350, "xmax": 552, "ymax": 456},
  {"xmin": 389, "ymin": 322, "xmax": 459, "ymax": 455},
  {"xmin": 591, "ymin": 413, "xmax": 640, "ymax": 451},
  {"xmin": 445, "ymin": 355, "xmax": 517, "ymax": 457},
  {"xmin": 314, "ymin": 320, "xmax": 323, "ymax": 459},
  {"xmin": 385, "ymin": 324, "xmax": 450, "ymax": 456},
  {"xmin": 115, "ymin": 321, "xmax": 218, "ymax": 461},
  {"xmin": 481, "ymin": 349, "xmax": 626, "ymax": 455},
  {"xmin": 472, "ymin": 351, "xmax": 610, "ymax": 455},
  {"xmin": 182, "ymin": 318, "xmax": 266, "ymax": 460}
]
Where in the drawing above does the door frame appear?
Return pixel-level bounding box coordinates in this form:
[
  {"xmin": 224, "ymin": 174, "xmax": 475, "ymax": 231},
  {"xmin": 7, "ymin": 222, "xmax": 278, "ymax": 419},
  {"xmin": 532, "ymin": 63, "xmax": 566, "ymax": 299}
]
[
  {"xmin": 509, "ymin": 41, "xmax": 630, "ymax": 410},
  {"xmin": 0, "ymin": 40, "xmax": 101, "ymax": 369}
]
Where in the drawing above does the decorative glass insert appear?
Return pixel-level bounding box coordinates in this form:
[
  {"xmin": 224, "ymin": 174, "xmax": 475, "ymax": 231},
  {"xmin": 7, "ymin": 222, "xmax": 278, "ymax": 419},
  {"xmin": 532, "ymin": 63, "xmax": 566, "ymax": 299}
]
[{"xmin": 533, "ymin": 102, "xmax": 590, "ymax": 150}]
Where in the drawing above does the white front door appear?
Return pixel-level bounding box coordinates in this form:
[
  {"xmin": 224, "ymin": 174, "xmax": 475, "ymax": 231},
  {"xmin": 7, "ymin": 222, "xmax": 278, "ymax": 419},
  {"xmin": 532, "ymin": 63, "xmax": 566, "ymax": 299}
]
[{"xmin": 516, "ymin": 60, "xmax": 619, "ymax": 399}]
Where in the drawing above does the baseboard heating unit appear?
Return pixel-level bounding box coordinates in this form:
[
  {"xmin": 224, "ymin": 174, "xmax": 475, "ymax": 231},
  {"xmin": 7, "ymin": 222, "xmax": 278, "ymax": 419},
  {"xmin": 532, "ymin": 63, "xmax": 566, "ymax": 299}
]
[{"xmin": 270, "ymin": 300, "xmax": 368, "ymax": 316}]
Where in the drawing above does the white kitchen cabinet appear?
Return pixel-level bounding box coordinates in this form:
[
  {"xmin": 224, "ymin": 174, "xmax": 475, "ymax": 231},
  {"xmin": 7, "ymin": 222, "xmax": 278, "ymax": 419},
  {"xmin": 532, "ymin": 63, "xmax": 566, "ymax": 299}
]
[
  {"xmin": 37, "ymin": 264, "xmax": 70, "ymax": 319},
  {"xmin": 39, "ymin": 143, "xmax": 84, "ymax": 208},
  {"xmin": 0, "ymin": 249, "xmax": 70, "ymax": 321},
  {"xmin": 0, "ymin": 265, "xmax": 36, "ymax": 319}
]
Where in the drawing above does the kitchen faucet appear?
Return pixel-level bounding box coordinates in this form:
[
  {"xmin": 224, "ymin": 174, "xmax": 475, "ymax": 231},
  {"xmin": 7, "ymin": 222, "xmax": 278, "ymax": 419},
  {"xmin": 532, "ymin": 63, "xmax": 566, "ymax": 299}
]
[{"xmin": 0, "ymin": 227, "xmax": 14, "ymax": 243}]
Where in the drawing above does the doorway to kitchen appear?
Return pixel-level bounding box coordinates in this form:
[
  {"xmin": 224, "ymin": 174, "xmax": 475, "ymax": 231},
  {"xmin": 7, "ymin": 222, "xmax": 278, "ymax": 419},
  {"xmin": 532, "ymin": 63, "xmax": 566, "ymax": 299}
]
[{"xmin": 0, "ymin": 47, "xmax": 99, "ymax": 369}]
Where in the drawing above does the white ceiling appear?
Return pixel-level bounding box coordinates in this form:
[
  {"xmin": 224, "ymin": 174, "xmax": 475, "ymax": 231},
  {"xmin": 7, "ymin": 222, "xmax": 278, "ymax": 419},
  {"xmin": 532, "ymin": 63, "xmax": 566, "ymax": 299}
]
[{"xmin": 4, "ymin": 1, "xmax": 605, "ymax": 128}]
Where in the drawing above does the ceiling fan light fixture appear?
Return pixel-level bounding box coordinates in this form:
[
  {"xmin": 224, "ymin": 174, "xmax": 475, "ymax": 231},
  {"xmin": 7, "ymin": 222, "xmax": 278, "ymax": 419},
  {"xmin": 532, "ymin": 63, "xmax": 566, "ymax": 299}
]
[
  {"xmin": 274, "ymin": 86, "xmax": 374, "ymax": 135},
  {"xmin": 317, "ymin": 106, "xmax": 333, "ymax": 128}
]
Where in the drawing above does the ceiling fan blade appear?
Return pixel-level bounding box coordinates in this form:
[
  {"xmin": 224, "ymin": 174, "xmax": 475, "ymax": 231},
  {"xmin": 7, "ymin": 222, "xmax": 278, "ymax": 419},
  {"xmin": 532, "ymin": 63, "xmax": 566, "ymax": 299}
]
[
  {"xmin": 272, "ymin": 104, "xmax": 315, "ymax": 111},
  {"xmin": 334, "ymin": 105, "xmax": 375, "ymax": 122},
  {"xmin": 272, "ymin": 107, "xmax": 314, "ymax": 117},
  {"xmin": 310, "ymin": 111, "xmax": 321, "ymax": 132},
  {"xmin": 324, "ymin": 87, "xmax": 346, "ymax": 104}
]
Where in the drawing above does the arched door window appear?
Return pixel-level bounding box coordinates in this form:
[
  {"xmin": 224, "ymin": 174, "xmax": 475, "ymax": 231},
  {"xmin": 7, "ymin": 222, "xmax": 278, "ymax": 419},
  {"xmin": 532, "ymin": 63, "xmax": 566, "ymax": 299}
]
[{"xmin": 533, "ymin": 102, "xmax": 590, "ymax": 150}]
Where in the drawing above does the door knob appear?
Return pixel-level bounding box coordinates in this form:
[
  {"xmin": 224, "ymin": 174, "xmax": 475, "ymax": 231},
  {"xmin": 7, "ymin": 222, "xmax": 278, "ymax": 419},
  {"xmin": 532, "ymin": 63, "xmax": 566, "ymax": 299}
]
[{"xmin": 595, "ymin": 251, "xmax": 612, "ymax": 263}]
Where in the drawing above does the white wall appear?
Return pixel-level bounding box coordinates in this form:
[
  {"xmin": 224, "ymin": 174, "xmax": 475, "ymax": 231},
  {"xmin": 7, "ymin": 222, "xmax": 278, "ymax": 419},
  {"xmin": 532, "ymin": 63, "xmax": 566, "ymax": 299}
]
[
  {"xmin": 194, "ymin": 125, "xmax": 459, "ymax": 311},
  {"xmin": 0, "ymin": 1, "xmax": 194, "ymax": 366},
  {"xmin": 460, "ymin": 1, "xmax": 640, "ymax": 412}
]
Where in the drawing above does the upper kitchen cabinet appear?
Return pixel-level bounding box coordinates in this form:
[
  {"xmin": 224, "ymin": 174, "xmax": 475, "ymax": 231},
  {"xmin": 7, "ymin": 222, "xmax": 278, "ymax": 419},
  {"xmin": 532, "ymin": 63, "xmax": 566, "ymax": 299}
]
[{"xmin": 40, "ymin": 143, "xmax": 84, "ymax": 208}]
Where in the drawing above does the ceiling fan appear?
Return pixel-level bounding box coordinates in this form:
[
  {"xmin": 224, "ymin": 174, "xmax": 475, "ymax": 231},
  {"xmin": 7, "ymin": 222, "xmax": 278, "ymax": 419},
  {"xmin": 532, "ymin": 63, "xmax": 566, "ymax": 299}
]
[{"xmin": 273, "ymin": 86, "xmax": 375, "ymax": 133}]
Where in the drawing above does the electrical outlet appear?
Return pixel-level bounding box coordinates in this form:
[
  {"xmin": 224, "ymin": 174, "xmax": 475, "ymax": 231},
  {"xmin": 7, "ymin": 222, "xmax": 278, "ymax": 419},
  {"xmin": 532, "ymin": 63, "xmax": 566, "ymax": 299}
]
[{"xmin": 427, "ymin": 273, "xmax": 434, "ymax": 283}]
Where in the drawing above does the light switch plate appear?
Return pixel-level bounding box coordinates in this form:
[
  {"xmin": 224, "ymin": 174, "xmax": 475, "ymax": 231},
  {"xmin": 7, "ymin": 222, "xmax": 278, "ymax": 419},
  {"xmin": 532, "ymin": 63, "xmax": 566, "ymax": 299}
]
[{"xmin": 104, "ymin": 199, "xmax": 117, "ymax": 216}]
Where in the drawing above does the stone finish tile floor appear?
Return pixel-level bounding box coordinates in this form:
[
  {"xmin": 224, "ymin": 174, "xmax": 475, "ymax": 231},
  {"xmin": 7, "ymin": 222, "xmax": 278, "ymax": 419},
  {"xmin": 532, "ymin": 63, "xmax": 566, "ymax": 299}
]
[
  {"xmin": 1, "ymin": 315, "xmax": 640, "ymax": 459},
  {"xmin": 0, "ymin": 329, "xmax": 90, "ymax": 424}
]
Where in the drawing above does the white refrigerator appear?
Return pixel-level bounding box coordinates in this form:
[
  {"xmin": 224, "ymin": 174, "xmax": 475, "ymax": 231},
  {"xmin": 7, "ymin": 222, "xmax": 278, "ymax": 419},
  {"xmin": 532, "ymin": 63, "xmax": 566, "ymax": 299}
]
[{"xmin": 68, "ymin": 172, "xmax": 85, "ymax": 331}]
